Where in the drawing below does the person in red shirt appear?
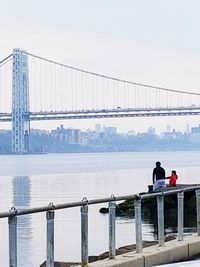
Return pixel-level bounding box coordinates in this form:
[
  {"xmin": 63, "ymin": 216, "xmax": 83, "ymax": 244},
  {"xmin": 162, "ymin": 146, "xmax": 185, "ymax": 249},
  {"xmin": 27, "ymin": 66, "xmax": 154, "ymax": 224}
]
[{"xmin": 166, "ymin": 170, "xmax": 178, "ymax": 186}]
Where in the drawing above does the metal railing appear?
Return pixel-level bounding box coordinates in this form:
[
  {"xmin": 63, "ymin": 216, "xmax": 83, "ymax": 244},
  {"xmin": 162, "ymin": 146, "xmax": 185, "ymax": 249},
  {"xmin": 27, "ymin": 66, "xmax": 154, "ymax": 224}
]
[{"xmin": 1, "ymin": 185, "xmax": 200, "ymax": 267}]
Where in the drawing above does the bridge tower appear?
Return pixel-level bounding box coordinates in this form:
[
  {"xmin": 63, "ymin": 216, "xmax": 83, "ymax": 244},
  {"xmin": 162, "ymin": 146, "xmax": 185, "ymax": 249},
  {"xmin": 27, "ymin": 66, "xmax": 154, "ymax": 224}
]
[{"xmin": 12, "ymin": 49, "xmax": 30, "ymax": 154}]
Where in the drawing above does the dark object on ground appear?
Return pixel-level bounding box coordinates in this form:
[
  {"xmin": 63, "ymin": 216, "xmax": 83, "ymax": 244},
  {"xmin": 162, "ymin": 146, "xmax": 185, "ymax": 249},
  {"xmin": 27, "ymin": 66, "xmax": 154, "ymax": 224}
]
[
  {"xmin": 40, "ymin": 261, "xmax": 80, "ymax": 267},
  {"xmin": 148, "ymin": 184, "xmax": 153, "ymax": 192}
]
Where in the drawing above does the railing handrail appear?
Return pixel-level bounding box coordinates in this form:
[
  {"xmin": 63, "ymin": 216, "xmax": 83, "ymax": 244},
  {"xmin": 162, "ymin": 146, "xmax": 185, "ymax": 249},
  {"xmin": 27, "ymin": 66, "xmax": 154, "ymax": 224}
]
[
  {"xmin": 3, "ymin": 184, "xmax": 200, "ymax": 267},
  {"xmin": 1, "ymin": 185, "xmax": 200, "ymax": 219}
]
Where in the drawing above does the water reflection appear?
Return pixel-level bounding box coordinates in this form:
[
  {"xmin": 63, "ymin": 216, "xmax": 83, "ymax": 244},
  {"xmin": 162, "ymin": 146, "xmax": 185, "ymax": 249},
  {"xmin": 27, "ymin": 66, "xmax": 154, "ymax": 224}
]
[{"xmin": 13, "ymin": 176, "xmax": 32, "ymax": 267}]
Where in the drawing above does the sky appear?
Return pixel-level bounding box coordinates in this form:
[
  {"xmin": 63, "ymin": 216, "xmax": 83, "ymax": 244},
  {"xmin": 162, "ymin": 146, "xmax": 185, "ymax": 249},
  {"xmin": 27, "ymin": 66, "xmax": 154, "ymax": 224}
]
[{"xmin": 1, "ymin": 0, "xmax": 200, "ymax": 133}]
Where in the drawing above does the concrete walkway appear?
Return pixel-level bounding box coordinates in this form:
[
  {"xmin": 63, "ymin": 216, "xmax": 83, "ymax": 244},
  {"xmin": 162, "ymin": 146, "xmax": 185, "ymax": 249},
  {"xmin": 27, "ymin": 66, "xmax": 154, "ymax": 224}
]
[{"xmin": 74, "ymin": 235, "xmax": 200, "ymax": 267}]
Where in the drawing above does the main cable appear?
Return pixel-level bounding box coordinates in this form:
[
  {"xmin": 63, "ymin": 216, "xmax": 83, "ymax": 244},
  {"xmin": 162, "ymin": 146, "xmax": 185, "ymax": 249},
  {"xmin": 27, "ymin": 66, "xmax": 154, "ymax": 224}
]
[{"xmin": 23, "ymin": 51, "xmax": 200, "ymax": 96}]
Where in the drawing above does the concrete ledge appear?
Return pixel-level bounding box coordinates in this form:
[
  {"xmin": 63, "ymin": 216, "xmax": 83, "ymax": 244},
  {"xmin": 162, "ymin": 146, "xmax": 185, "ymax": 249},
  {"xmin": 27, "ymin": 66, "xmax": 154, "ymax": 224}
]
[
  {"xmin": 74, "ymin": 234, "xmax": 200, "ymax": 267},
  {"xmin": 188, "ymin": 235, "xmax": 200, "ymax": 258},
  {"xmin": 142, "ymin": 239, "xmax": 188, "ymax": 266},
  {"xmin": 78, "ymin": 253, "xmax": 144, "ymax": 267}
]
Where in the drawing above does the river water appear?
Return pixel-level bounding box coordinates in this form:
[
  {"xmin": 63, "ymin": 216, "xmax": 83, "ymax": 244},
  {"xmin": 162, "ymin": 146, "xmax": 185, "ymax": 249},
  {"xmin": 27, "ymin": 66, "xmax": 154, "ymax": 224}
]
[{"xmin": 0, "ymin": 151, "xmax": 199, "ymax": 266}]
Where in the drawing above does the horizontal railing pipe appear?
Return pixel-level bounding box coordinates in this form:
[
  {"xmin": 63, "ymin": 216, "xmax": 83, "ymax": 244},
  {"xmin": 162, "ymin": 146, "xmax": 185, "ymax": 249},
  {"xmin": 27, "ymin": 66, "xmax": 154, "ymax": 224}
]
[{"xmin": 0, "ymin": 186, "xmax": 200, "ymax": 218}]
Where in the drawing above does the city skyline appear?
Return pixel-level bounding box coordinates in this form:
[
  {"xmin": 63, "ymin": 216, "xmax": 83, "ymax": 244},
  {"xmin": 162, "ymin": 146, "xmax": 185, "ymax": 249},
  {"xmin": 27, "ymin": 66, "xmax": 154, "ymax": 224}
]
[{"xmin": 1, "ymin": 122, "xmax": 197, "ymax": 135}]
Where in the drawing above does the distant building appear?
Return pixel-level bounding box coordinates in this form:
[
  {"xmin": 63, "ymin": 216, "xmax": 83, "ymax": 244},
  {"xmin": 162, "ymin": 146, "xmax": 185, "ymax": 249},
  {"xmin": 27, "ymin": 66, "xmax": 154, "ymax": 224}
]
[
  {"xmin": 127, "ymin": 130, "xmax": 135, "ymax": 136},
  {"xmin": 95, "ymin": 124, "xmax": 101, "ymax": 133},
  {"xmin": 51, "ymin": 125, "xmax": 82, "ymax": 143},
  {"xmin": 148, "ymin": 127, "xmax": 156, "ymax": 135},
  {"xmin": 105, "ymin": 127, "xmax": 117, "ymax": 136},
  {"xmin": 191, "ymin": 125, "xmax": 200, "ymax": 134},
  {"xmin": 191, "ymin": 133, "xmax": 200, "ymax": 143},
  {"xmin": 160, "ymin": 129, "xmax": 182, "ymax": 140},
  {"xmin": 191, "ymin": 125, "xmax": 200, "ymax": 143},
  {"xmin": 31, "ymin": 129, "xmax": 49, "ymax": 135}
]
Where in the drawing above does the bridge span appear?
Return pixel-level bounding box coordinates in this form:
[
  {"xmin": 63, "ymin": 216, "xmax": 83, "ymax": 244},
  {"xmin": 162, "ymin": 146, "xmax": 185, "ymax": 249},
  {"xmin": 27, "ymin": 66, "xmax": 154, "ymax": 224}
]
[
  {"xmin": 1, "ymin": 106, "xmax": 200, "ymax": 122},
  {"xmin": 1, "ymin": 48, "xmax": 200, "ymax": 153}
]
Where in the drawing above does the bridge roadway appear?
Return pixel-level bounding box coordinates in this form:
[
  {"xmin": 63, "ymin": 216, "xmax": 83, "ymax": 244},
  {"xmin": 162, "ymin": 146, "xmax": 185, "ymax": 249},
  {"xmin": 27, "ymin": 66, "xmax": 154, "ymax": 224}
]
[
  {"xmin": 74, "ymin": 235, "xmax": 200, "ymax": 267},
  {"xmin": 0, "ymin": 106, "xmax": 200, "ymax": 122}
]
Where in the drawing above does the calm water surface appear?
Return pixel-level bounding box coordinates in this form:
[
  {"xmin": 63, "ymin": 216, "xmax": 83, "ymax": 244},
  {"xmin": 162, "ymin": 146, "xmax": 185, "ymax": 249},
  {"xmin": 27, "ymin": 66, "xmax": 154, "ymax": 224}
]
[{"xmin": 0, "ymin": 151, "xmax": 199, "ymax": 266}]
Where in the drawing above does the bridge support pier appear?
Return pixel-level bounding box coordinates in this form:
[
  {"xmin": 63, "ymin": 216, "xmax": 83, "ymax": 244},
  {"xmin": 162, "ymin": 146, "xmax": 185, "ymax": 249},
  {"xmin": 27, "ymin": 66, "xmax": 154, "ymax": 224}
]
[{"xmin": 12, "ymin": 48, "xmax": 30, "ymax": 154}]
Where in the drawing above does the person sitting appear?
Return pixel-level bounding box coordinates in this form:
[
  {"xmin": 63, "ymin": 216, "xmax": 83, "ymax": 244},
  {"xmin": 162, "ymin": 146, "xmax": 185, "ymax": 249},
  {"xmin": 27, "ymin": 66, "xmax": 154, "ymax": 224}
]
[
  {"xmin": 165, "ymin": 170, "xmax": 178, "ymax": 187},
  {"xmin": 152, "ymin": 161, "xmax": 166, "ymax": 191}
]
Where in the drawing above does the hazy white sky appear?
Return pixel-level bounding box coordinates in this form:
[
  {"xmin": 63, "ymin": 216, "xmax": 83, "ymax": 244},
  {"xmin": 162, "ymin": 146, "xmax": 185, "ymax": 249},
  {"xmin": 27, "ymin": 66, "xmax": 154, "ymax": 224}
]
[{"xmin": 1, "ymin": 0, "xmax": 200, "ymax": 133}]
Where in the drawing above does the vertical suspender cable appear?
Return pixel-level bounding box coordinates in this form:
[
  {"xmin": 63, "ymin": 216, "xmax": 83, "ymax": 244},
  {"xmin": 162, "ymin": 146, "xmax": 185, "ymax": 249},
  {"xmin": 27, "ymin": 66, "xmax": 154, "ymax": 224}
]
[
  {"xmin": 54, "ymin": 64, "xmax": 57, "ymax": 111},
  {"xmin": 123, "ymin": 81, "xmax": 126, "ymax": 109},
  {"xmin": 107, "ymin": 79, "xmax": 109, "ymax": 109},
  {"xmin": 44, "ymin": 61, "xmax": 47, "ymax": 112},
  {"xmin": 145, "ymin": 86, "xmax": 147, "ymax": 109},
  {"xmin": 33, "ymin": 58, "xmax": 36, "ymax": 112},
  {"xmin": 60, "ymin": 65, "xmax": 63, "ymax": 111},
  {"xmin": 103, "ymin": 78, "xmax": 105, "ymax": 109},
  {"xmin": 71, "ymin": 69, "xmax": 73, "ymax": 110},
  {"xmin": 134, "ymin": 84, "xmax": 137, "ymax": 109},
  {"xmin": 39, "ymin": 59, "xmax": 42, "ymax": 111},
  {"xmin": 64, "ymin": 67, "xmax": 67, "ymax": 111},
  {"xmin": 0, "ymin": 63, "xmax": 2, "ymax": 113},
  {"xmin": 85, "ymin": 73, "xmax": 87, "ymax": 110},
  {"xmin": 5, "ymin": 60, "xmax": 8, "ymax": 113},
  {"xmin": 81, "ymin": 71, "xmax": 84, "ymax": 110},
  {"xmin": 95, "ymin": 74, "xmax": 98, "ymax": 110},
  {"xmin": 50, "ymin": 62, "xmax": 53, "ymax": 111},
  {"xmin": 75, "ymin": 71, "xmax": 77, "ymax": 111},
  {"xmin": 92, "ymin": 74, "xmax": 95, "ymax": 110},
  {"xmin": 113, "ymin": 80, "xmax": 115, "ymax": 109}
]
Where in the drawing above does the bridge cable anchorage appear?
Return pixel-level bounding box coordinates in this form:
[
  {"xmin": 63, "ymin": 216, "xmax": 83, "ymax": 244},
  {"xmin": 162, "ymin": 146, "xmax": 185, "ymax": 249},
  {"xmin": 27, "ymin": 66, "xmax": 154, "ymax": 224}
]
[{"xmin": 23, "ymin": 51, "xmax": 200, "ymax": 96}]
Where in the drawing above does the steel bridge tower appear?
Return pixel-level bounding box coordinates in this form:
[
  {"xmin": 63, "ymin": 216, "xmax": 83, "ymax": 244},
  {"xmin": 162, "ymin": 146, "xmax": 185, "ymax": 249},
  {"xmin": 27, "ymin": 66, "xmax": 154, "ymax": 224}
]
[{"xmin": 12, "ymin": 49, "xmax": 30, "ymax": 154}]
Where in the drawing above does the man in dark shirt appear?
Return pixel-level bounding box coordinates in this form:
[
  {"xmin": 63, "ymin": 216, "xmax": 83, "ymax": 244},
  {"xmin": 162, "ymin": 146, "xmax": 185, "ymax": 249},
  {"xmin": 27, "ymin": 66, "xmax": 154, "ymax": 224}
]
[{"xmin": 152, "ymin": 161, "xmax": 166, "ymax": 190}]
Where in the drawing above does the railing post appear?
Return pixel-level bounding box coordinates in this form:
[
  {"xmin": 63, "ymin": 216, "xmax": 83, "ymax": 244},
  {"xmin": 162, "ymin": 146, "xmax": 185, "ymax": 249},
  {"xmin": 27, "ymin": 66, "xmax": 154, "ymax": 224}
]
[
  {"xmin": 196, "ymin": 190, "xmax": 200, "ymax": 236},
  {"xmin": 81, "ymin": 199, "xmax": 88, "ymax": 267},
  {"xmin": 8, "ymin": 207, "xmax": 17, "ymax": 267},
  {"xmin": 46, "ymin": 204, "xmax": 55, "ymax": 267},
  {"xmin": 157, "ymin": 194, "xmax": 165, "ymax": 246},
  {"xmin": 109, "ymin": 198, "xmax": 116, "ymax": 259},
  {"xmin": 177, "ymin": 191, "xmax": 184, "ymax": 241},
  {"xmin": 134, "ymin": 196, "xmax": 142, "ymax": 253}
]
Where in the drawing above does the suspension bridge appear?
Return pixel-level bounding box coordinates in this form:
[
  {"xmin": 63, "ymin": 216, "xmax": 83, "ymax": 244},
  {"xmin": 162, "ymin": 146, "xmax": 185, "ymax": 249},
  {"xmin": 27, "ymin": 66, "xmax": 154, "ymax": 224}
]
[{"xmin": 0, "ymin": 48, "xmax": 200, "ymax": 154}]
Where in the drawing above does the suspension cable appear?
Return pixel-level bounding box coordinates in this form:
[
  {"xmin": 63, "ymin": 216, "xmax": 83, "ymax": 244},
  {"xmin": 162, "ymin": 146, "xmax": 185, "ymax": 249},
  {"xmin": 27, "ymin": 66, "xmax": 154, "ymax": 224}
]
[
  {"xmin": 23, "ymin": 51, "xmax": 200, "ymax": 96},
  {"xmin": 0, "ymin": 54, "xmax": 13, "ymax": 65}
]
